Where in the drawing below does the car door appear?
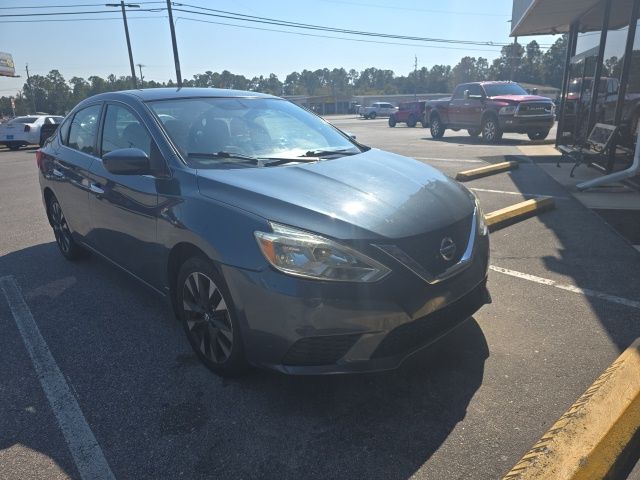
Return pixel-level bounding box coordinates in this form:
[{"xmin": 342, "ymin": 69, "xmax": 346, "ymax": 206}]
[
  {"xmin": 50, "ymin": 104, "xmax": 103, "ymax": 239},
  {"xmin": 448, "ymin": 86, "xmax": 466, "ymax": 125},
  {"xmin": 459, "ymin": 84, "xmax": 485, "ymax": 127},
  {"xmin": 87, "ymin": 102, "xmax": 164, "ymax": 288}
]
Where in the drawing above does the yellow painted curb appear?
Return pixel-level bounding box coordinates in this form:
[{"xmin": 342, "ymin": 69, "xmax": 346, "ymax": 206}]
[
  {"xmin": 455, "ymin": 161, "xmax": 519, "ymax": 181},
  {"xmin": 484, "ymin": 197, "xmax": 555, "ymax": 231},
  {"xmin": 503, "ymin": 339, "xmax": 640, "ymax": 480}
]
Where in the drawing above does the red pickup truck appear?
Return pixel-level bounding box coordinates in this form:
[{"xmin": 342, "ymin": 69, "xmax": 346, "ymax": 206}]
[{"xmin": 424, "ymin": 81, "xmax": 555, "ymax": 143}]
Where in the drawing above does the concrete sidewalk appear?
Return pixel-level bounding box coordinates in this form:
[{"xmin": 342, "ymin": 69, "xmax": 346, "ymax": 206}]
[{"xmin": 519, "ymin": 144, "xmax": 640, "ymax": 252}]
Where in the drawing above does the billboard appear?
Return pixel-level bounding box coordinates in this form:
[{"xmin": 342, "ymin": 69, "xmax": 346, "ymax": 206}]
[{"xmin": 0, "ymin": 52, "xmax": 16, "ymax": 77}]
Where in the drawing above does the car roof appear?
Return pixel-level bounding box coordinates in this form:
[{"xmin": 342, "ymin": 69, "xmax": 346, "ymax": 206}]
[{"xmin": 85, "ymin": 87, "xmax": 278, "ymax": 103}]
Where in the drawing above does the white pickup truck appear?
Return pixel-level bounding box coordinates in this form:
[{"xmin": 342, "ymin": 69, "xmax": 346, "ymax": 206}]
[
  {"xmin": 358, "ymin": 102, "xmax": 398, "ymax": 119},
  {"xmin": 0, "ymin": 115, "xmax": 64, "ymax": 150}
]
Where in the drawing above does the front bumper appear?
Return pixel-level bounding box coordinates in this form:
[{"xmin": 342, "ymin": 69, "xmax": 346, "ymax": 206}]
[
  {"xmin": 499, "ymin": 114, "xmax": 554, "ymax": 133},
  {"xmin": 221, "ymin": 233, "xmax": 490, "ymax": 374}
]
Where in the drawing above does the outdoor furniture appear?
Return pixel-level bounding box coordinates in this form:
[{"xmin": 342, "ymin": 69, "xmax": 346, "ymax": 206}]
[{"xmin": 558, "ymin": 123, "xmax": 619, "ymax": 177}]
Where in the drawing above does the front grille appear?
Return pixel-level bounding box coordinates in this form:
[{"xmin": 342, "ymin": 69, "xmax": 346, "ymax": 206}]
[
  {"xmin": 371, "ymin": 281, "xmax": 488, "ymax": 359},
  {"xmin": 282, "ymin": 334, "xmax": 361, "ymax": 366},
  {"xmin": 517, "ymin": 102, "xmax": 553, "ymax": 116},
  {"xmin": 392, "ymin": 213, "xmax": 472, "ymax": 278}
]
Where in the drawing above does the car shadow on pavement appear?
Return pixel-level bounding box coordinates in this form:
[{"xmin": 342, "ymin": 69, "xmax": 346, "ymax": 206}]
[
  {"xmin": 0, "ymin": 242, "xmax": 488, "ymax": 480},
  {"xmin": 420, "ymin": 135, "xmax": 528, "ymax": 146}
]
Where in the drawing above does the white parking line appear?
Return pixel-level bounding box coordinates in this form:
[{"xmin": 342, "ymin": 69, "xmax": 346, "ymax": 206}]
[
  {"xmin": 489, "ymin": 265, "xmax": 640, "ymax": 310},
  {"xmin": 0, "ymin": 276, "xmax": 115, "ymax": 480},
  {"xmin": 471, "ymin": 187, "xmax": 571, "ymax": 200},
  {"xmin": 413, "ymin": 156, "xmax": 486, "ymax": 164}
]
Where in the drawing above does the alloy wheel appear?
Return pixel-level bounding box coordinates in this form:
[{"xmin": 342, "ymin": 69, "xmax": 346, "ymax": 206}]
[
  {"xmin": 182, "ymin": 272, "xmax": 234, "ymax": 364},
  {"xmin": 483, "ymin": 119, "xmax": 498, "ymax": 142},
  {"xmin": 51, "ymin": 200, "xmax": 72, "ymax": 254}
]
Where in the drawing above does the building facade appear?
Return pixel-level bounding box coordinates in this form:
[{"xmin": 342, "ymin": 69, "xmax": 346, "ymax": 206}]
[{"xmin": 512, "ymin": 0, "xmax": 640, "ymax": 173}]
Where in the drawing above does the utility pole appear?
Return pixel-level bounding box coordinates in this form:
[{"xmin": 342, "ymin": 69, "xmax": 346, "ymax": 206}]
[
  {"xmin": 413, "ymin": 55, "xmax": 418, "ymax": 99},
  {"xmin": 25, "ymin": 64, "xmax": 36, "ymax": 113},
  {"xmin": 106, "ymin": 1, "xmax": 139, "ymax": 89},
  {"xmin": 510, "ymin": 36, "xmax": 519, "ymax": 82},
  {"xmin": 137, "ymin": 63, "xmax": 145, "ymax": 88},
  {"xmin": 166, "ymin": 0, "xmax": 182, "ymax": 87}
]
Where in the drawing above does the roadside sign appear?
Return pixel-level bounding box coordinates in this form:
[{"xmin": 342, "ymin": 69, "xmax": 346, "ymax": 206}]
[{"xmin": 0, "ymin": 52, "xmax": 16, "ymax": 77}]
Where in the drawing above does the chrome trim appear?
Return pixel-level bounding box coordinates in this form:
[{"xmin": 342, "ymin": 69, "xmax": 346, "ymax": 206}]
[
  {"xmin": 373, "ymin": 208, "xmax": 478, "ymax": 285},
  {"xmin": 514, "ymin": 101, "xmax": 554, "ymax": 118},
  {"xmin": 89, "ymin": 183, "xmax": 104, "ymax": 195}
]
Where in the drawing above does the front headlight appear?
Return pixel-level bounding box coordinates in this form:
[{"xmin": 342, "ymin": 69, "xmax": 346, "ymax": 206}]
[
  {"xmin": 499, "ymin": 105, "xmax": 517, "ymax": 115},
  {"xmin": 475, "ymin": 197, "xmax": 489, "ymax": 236},
  {"xmin": 254, "ymin": 222, "xmax": 391, "ymax": 282}
]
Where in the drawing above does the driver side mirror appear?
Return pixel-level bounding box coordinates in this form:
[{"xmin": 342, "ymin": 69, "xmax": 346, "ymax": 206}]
[
  {"xmin": 103, "ymin": 148, "xmax": 151, "ymax": 175},
  {"xmin": 342, "ymin": 130, "xmax": 357, "ymax": 140}
]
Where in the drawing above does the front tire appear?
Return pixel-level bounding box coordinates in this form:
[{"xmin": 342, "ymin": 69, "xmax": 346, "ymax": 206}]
[
  {"xmin": 369, "ymin": 112, "xmax": 377, "ymax": 119},
  {"xmin": 48, "ymin": 195, "xmax": 85, "ymax": 260},
  {"xmin": 8, "ymin": 142, "xmax": 21, "ymax": 151},
  {"xmin": 177, "ymin": 257, "xmax": 248, "ymax": 377},
  {"xmin": 430, "ymin": 115, "xmax": 445, "ymax": 139},
  {"xmin": 407, "ymin": 115, "xmax": 417, "ymax": 128},
  {"xmin": 481, "ymin": 116, "xmax": 502, "ymax": 144},
  {"xmin": 527, "ymin": 130, "xmax": 550, "ymax": 141},
  {"xmin": 388, "ymin": 115, "xmax": 396, "ymax": 127}
]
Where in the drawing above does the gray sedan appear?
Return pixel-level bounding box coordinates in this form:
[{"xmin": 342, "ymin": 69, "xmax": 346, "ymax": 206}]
[{"xmin": 37, "ymin": 88, "xmax": 490, "ymax": 376}]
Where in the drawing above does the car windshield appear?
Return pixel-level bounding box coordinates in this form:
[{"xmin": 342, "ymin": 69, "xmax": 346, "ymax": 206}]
[
  {"xmin": 147, "ymin": 97, "xmax": 362, "ymax": 168},
  {"xmin": 483, "ymin": 83, "xmax": 528, "ymax": 97},
  {"xmin": 9, "ymin": 116, "xmax": 39, "ymax": 124}
]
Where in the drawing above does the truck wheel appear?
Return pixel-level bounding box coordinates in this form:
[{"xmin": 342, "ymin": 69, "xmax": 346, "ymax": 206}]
[
  {"xmin": 7, "ymin": 142, "xmax": 21, "ymax": 151},
  {"xmin": 407, "ymin": 115, "xmax": 417, "ymax": 128},
  {"xmin": 420, "ymin": 120, "xmax": 427, "ymax": 128},
  {"xmin": 388, "ymin": 115, "xmax": 397, "ymax": 127},
  {"xmin": 527, "ymin": 130, "xmax": 550, "ymax": 141},
  {"xmin": 430, "ymin": 115, "xmax": 445, "ymax": 139},
  {"xmin": 468, "ymin": 128, "xmax": 481, "ymax": 137},
  {"xmin": 481, "ymin": 115, "xmax": 502, "ymax": 144},
  {"xmin": 369, "ymin": 112, "xmax": 377, "ymax": 119}
]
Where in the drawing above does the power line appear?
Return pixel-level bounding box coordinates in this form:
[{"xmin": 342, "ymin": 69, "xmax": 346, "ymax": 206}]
[
  {"xmin": 0, "ymin": 8, "xmax": 163, "ymax": 17},
  {"xmin": 0, "ymin": 2, "xmax": 163, "ymax": 9},
  {"xmin": 177, "ymin": 17, "xmax": 504, "ymax": 53},
  {"xmin": 173, "ymin": 4, "xmax": 513, "ymax": 47},
  {"xmin": 0, "ymin": 16, "xmax": 164, "ymax": 23}
]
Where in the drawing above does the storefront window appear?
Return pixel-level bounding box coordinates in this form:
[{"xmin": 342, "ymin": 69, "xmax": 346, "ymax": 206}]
[{"xmin": 621, "ymin": 18, "xmax": 640, "ymax": 145}]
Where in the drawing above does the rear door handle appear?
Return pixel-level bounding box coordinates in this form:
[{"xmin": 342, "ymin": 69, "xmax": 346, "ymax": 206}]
[
  {"xmin": 52, "ymin": 168, "xmax": 64, "ymax": 178},
  {"xmin": 89, "ymin": 183, "xmax": 104, "ymax": 195}
]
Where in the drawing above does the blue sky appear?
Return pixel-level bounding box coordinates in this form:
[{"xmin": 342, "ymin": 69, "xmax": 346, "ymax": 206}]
[{"xmin": 0, "ymin": 0, "xmax": 557, "ymax": 96}]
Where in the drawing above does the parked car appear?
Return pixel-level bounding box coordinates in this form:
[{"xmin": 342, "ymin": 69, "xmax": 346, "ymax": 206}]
[
  {"xmin": 389, "ymin": 101, "xmax": 426, "ymax": 127},
  {"xmin": 0, "ymin": 115, "xmax": 64, "ymax": 150},
  {"xmin": 37, "ymin": 88, "xmax": 490, "ymax": 376},
  {"xmin": 424, "ymin": 82, "xmax": 555, "ymax": 143},
  {"xmin": 359, "ymin": 102, "xmax": 398, "ymax": 119}
]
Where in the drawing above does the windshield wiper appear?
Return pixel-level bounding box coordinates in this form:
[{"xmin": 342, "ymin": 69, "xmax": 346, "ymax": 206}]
[
  {"xmin": 299, "ymin": 148, "xmax": 359, "ymax": 157},
  {"xmin": 187, "ymin": 151, "xmax": 261, "ymax": 164}
]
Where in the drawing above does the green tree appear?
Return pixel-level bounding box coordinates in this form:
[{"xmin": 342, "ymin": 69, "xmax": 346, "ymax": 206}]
[{"xmin": 542, "ymin": 35, "xmax": 568, "ymax": 87}]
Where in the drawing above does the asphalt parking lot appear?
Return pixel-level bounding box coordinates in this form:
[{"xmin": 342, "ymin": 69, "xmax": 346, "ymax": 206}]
[{"xmin": 2, "ymin": 118, "xmax": 640, "ymax": 479}]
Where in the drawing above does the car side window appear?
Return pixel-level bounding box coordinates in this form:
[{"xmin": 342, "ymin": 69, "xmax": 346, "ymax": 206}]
[
  {"xmin": 58, "ymin": 117, "xmax": 72, "ymax": 145},
  {"xmin": 468, "ymin": 84, "xmax": 483, "ymax": 97},
  {"xmin": 101, "ymin": 104, "xmax": 151, "ymax": 157},
  {"xmin": 452, "ymin": 86, "xmax": 465, "ymax": 100},
  {"xmin": 68, "ymin": 105, "xmax": 102, "ymax": 155}
]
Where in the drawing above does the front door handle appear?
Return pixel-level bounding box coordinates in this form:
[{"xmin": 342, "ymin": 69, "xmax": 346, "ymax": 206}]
[
  {"xmin": 89, "ymin": 183, "xmax": 104, "ymax": 195},
  {"xmin": 52, "ymin": 168, "xmax": 64, "ymax": 178}
]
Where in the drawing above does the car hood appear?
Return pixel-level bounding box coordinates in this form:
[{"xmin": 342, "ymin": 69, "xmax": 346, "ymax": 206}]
[
  {"xmin": 490, "ymin": 94, "xmax": 551, "ymax": 104},
  {"xmin": 196, "ymin": 149, "xmax": 474, "ymax": 240}
]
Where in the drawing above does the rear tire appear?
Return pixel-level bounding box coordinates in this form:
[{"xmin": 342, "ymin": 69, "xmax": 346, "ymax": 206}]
[
  {"xmin": 481, "ymin": 115, "xmax": 502, "ymax": 144},
  {"xmin": 407, "ymin": 115, "xmax": 417, "ymax": 128},
  {"xmin": 8, "ymin": 142, "xmax": 20, "ymax": 151},
  {"xmin": 527, "ymin": 130, "xmax": 550, "ymax": 141},
  {"xmin": 369, "ymin": 112, "xmax": 377, "ymax": 119},
  {"xmin": 177, "ymin": 257, "xmax": 248, "ymax": 377},
  {"xmin": 48, "ymin": 195, "xmax": 86, "ymax": 260},
  {"xmin": 388, "ymin": 115, "xmax": 396, "ymax": 127},
  {"xmin": 468, "ymin": 128, "xmax": 481, "ymax": 137},
  {"xmin": 430, "ymin": 115, "xmax": 445, "ymax": 139}
]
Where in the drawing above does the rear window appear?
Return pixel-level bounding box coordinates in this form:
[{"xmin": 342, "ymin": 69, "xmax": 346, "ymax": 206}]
[{"xmin": 9, "ymin": 116, "xmax": 38, "ymax": 124}]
